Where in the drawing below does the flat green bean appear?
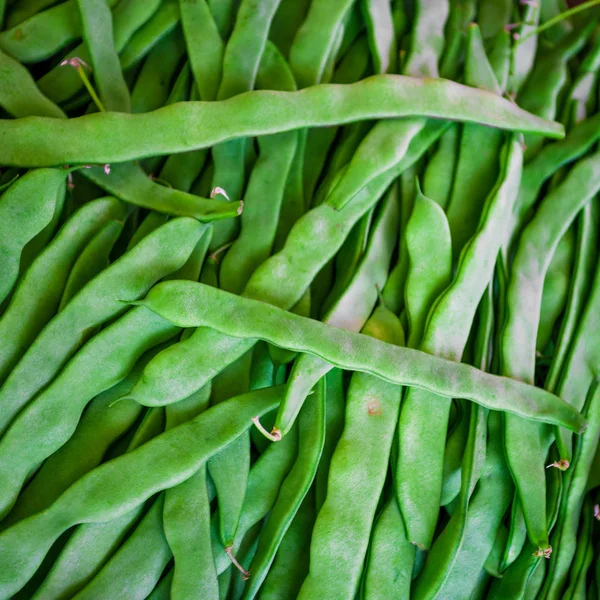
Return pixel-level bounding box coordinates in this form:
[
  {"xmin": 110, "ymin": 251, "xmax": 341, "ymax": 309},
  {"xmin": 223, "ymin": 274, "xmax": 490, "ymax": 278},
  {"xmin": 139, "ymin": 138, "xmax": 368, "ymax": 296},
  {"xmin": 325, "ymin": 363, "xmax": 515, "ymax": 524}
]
[
  {"xmin": 0, "ymin": 386, "xmax": 284, "ymax": 599},
  {"xmin": 135, "ymin": 280, "xmax": 585, "ymax": 432},
  {"xmin": 0, "ymin": 168, "xmax": 67, "ymax": 304},
  {"xmin": 0, "ymin": 216, "xmax": 205, "ymax": 436},
  {"xmin": 0, "ymin": 196, "xmax": 126, "ymax": 383},
  {"xmin": 82, "ymin": 161, "xmax": 242, "ymax": 220},
  {"xmin": 58, "ymin": 218, "xmax": 124, "ymax": 309},
  {"xmin": 0, "ymin": 75, "xmax": 565, "ymax": 167},
  {"xmin": 73, "ymin": 494, "xmax": 171, "ymax": 600},
  {"xmin": 0, "ymin": 48, "xmax": 65, "ymax": 117}
]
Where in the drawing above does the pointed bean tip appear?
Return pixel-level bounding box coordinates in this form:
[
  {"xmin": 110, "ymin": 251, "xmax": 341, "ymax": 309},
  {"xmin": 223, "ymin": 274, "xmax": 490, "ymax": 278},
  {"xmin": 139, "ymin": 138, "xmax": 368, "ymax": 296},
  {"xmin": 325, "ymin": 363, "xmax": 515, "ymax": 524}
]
[{"xmin": 237, "ymin": 201, "xmax": 244, "ymax": 215}]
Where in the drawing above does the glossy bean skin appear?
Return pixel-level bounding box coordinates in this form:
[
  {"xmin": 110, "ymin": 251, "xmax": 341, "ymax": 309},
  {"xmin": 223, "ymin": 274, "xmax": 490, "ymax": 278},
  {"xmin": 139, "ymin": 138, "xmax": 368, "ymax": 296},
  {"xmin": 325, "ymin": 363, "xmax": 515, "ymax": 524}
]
[
  {"xmin": 0, "ymin": 48, "xmax": 65, "ymax": 117},
  {"xmin": 276, "ymin": 185, "xmax": 399, "ymax": 436},
  {"xmin": 146, "ymin": 570, "xmax": 173, "ymax": 600},
  {"xmin": 0, "ymin": 386, "xmax": 283, "ymax": 599},
  {"xmin": 82, "ymin": 162, "xmax": 243, "ymax": 221},
  {"xmin": 241, "ymin": 379, "xmax": 326, "ymax": 599},
  {"xmin": 0, "ymin": 216, "xmax": 205, "ymax": 437},
  {"xmin": 0, "ymin": 168, "xmax": 67, "ymax": 304},
  {"xmin": 76, "ymin": 0, "xmax": 130, "ymax": 112},
  {"xmin": 500, "ymin": 151, "xmax": 600, "ymax": 552},
  {"xmin": 73, "ymin": 494, "xmax": 172, "ymax": 600},
  {"xmin": 0, "ymin": 196, "xmax": 127, "ymax": 384},
  {"xmin": 0, "ymin": 75, "xmax": 564, "ymax": 167},
  {"xmin": 397, "ymin": 136, "xmax": 523, "ymax": 550},
  {"xmin": 135, "ymin": 280, "xmax": 584, "ymax": 432},
  {"xmin": 421, "ymin": 124, "xmax": 459, "ymax": 210},
  {"xmin": 298, "ymin": 305, "xmax": 404, "ymax": 599},
  {"xmin": 125, "ymin": 122, "xmax": 447, "ymax": 410}
]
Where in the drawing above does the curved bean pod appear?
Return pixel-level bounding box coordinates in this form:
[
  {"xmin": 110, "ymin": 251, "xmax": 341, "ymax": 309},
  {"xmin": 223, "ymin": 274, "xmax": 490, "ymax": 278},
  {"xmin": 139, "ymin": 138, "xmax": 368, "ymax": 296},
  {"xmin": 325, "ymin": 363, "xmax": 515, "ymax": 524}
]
[
  {"xmin": 297, "ymin": 306, "xmax": 403, "ymax": 599},
  {"xmin": 276, "ymin": 185, "xmax": 399, "ymax": 436},
  {"xmin": 500, "ymin": 150, "xmax": 600, "ymax": 551},
  {"xmin": 31, "ymin": 407, "xmax": 167, "ymax": 600},
  {"xmin": 73, "ymin": 494, "xmax": 172, "ymax": 600},
  {"xmin": 82, "ymin": 162, "xmax": 243, "ymax": 221},
  {"xmin": 0, "ymin": 196, "xmax": 126, "ymax": 383},
  {"xmin": 404, "ymin": 181, "xmax": 452, "ymax": 348},
  {"xmin": 0, "ymin": 75, "xmax": 564, "ymax": 167},
  {"xmin": 241, "ymin": 379, "xmax": 325, "ymax": 599},
  {"xmin": 0, "ymin": 48, "xmax": 65, "ymax": 117},
  {"xmin": 397, "ymin": 136, "xmax": 523, "ymax": 550},
  {"xmin": 0, "ymin": 216, "xmax": 205, "ymax": 436},
  {"xmin": 58, "ymin": 218, "xmax": 123, "ymax": 309},
  {"xmin": 135, "ymin": 280, "xmax": 585, "ymax": 432},
  {"xmin": 0, "ymin": 307, "xmax": 179, "ymax": 519},
  {"xmin": 0, "ymin": 386, "xmax": 283, "ymax": 599},
  {"xmin": 0, "ymin": 168, "xmax": 67, "ymax": 304}
]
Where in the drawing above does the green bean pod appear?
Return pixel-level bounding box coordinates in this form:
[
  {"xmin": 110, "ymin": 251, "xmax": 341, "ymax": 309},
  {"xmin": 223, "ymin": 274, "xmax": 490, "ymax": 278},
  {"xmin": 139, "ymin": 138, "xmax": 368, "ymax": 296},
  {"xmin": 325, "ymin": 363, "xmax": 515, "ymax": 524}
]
[
  {"xmin": 76, "ymin": 0, "xmax": 130, "ymax": 112},
  {"xmin": 258, "ymin": 486, "xmax": 315, "ymax": 599},
  {"xmin": 0, "ymin": 74, "xmax": 565, "ymax": 167},
  {"xmin": 0, "ymin": 48, "xmax": 65, "ymax": 117},
  {"xmin": 0, "ymin": 306, "xmax": 180, "ymax": 519},
  {"xmin": 58, "ymin": 218, "xmax": 124, "ymax": 310},
  {"xmin": 0, "ymin": 216, "xmax": 205, "ymax": 436},
  {"xmin": 0, "ymin": 196, "xmax": 127, "ymax": 384},
  {"xmin": 125, "ymin": 121, "xmax": 446, "ymax": 410},
  {"xmin": 500, "ymin": 150, "xmax": 600, "ymax": 552},
  {"xmin": 135, "ymin": 280, "xmax": 585, "ymax": 432},
  {"xmin": 241, "ymin": 379, "xmax": 325, "ymax": 599},
  {"xmin": 31, "ymin": 406, "xmax": 167, "ymax": 600},
  {"xmin": 298, "ymin": 305, "xmax": 404, "ymax": 599},
  {"xmin": 276, "ymin": 185, "xmax": 399, "ymax": 436},
  {"xmin": 0, "ymin": 386, "xmax": 283, "ymax": 599},
  {"xmin": 397, "ymin": 136, "xmax": 523, "ymax": 550},
  {"xmin": 0, "ymin": 168, "xmax": 67, "ymax": 304},
  {"xmin": 82, "ymin": 162, "xmax": 243, "ymax": 221},
  {"xmin": 73, "ymin": 494, "xmax": 172, "ymax": 600},
  {"xmin": 404, "ymin": 181, "xmax": 452, "ymax": 348}
]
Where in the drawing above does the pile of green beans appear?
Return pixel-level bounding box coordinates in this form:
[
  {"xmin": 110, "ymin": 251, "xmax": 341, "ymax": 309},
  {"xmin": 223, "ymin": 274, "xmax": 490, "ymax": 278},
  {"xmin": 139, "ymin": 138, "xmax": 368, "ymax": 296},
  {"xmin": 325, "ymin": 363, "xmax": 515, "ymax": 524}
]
[{"xmin": 2, "ymin": 0, "xmax": 600, "ymax": 598}]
